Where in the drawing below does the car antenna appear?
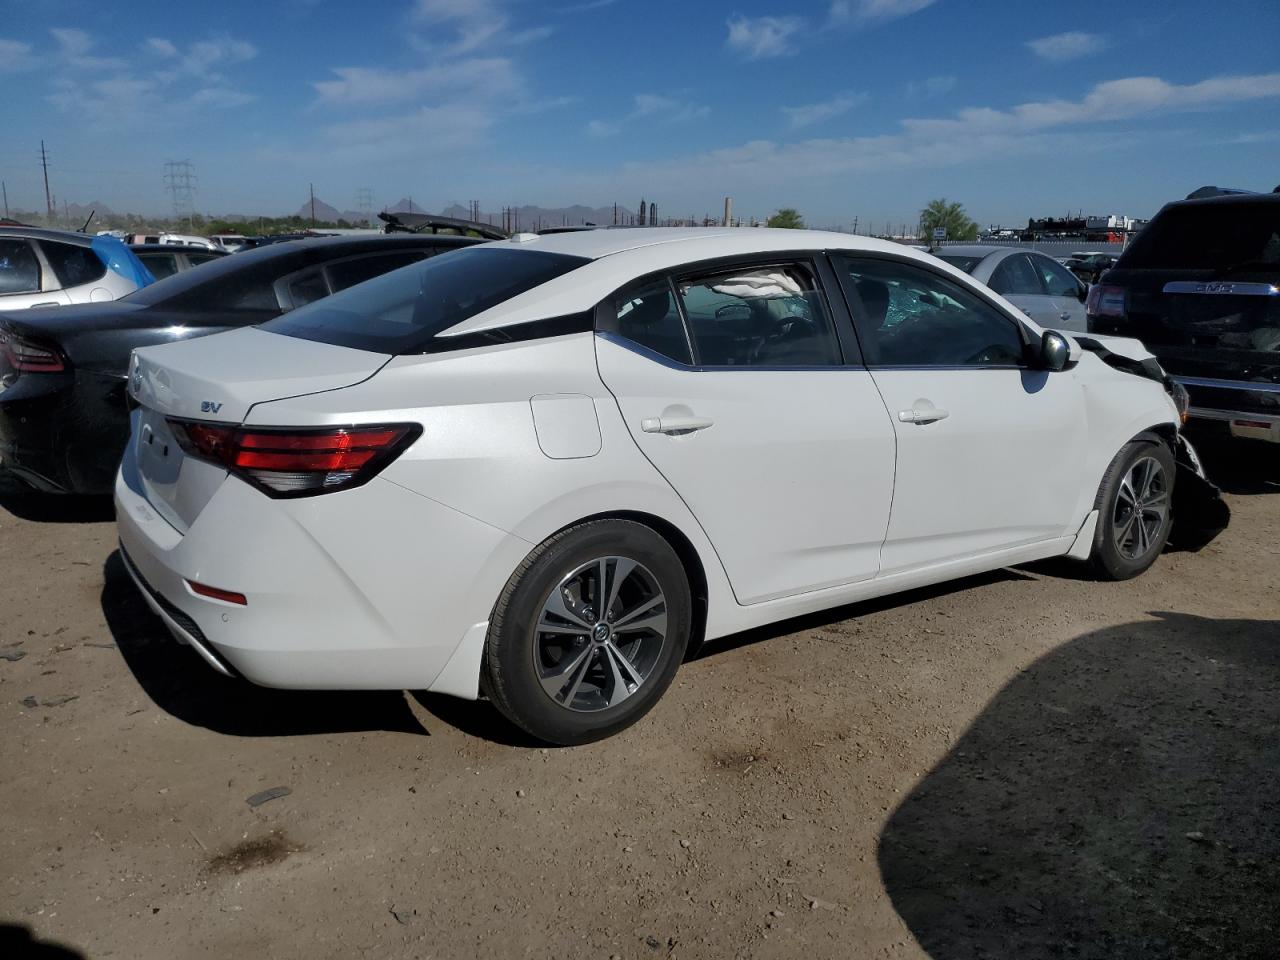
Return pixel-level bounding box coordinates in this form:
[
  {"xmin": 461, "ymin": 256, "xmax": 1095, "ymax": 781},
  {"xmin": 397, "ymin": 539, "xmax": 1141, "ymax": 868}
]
[{"xmin": 78, "ymin": 209, "xmax": 95, "ymax": 233}]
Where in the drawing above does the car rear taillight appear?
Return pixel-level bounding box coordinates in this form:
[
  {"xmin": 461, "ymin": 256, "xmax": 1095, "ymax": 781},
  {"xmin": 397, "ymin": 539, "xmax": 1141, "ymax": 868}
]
[
  {"xmin": 0, "ymin": 329, "xmax": 67, "ymax": 373},
  {"xmin": 1085, "ymin": 284, "xmax": 1127, "ymax": 318},
  {"xmin": 168, "ymin": 420, "xmax": 421, "ymax": 498}
]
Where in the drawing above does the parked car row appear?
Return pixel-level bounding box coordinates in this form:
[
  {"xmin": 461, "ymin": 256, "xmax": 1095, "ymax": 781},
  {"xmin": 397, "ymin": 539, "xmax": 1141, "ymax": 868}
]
[{"xmin": 0, "ymin": 217, "xmax": 1241, "ymax": 745}]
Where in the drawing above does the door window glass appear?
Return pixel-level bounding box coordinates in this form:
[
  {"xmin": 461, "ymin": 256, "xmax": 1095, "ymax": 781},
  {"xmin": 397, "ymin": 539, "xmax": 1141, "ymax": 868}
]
[
  {"xmin": 186, "ymin": 253, "xmax": 221, "ymax": 267},
  {"xmin": 608, "ymin": 279, "xmax": 692, "ymax": 365},
  {"xmin": 40, "ymin": 241, "xmax": 106, "ymax": 288},
  {"xmin": 1033, "ymin": 254, "xmax": 1084, "ymax": 298},
  {"xmin": 988, "ymin": 254, "xmax": 1044, "ymax": 296},
  {"xmin": 840, "ymin": 257, "xmax": 1027, "ymax": 367},
  {"xmin": 138, "ymin": 253, "xmax": 179, "ymax": 280},
  {"xmin": 0, "ymin": 239, "xmax": 41, "ymax": 295},
  {"xmin": 326, "ymin": 252, "xmax": 427, "ymax": 293},
  {"xmin": 677, "ymin": 263, "xmax": 841, "ymax": 366},
  {"xmin": 287, "ymin": 269, "xmax": 331, "ymax": 309}
]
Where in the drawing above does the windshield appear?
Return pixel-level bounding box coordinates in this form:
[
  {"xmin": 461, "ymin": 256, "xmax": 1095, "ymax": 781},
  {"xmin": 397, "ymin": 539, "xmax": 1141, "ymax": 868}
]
[
  {"xmin": 260, "ymin": 247, "xmax": 590, "ymax": 353},
  {"xmin": 1120, "ymin": 202, "xmax": 1280, "ymax": 272}
]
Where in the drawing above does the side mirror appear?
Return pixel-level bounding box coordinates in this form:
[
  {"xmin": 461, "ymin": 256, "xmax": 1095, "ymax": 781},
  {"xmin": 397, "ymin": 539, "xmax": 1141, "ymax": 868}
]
[{"xmin": 1040, "ymin": 330, "xmax": 1071, "ymax": 371}]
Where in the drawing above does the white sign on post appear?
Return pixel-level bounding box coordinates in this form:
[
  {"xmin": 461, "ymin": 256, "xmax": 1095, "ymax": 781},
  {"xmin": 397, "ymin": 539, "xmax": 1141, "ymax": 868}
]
[{"xmin": 932, "ymin": 228, "xmax": 946, "ymax": 241}]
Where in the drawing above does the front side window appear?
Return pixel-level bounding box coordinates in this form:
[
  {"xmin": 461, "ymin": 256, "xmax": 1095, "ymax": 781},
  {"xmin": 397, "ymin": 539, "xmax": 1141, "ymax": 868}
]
[
  {"xmin": 610, "ymin": 279, "xmax": 692, "ymax": 365},
  {"xmin": 0, "ymin": 239, "xmax": 42, "ymax": 295},
  {"xmin": 676, "ymin": 262, "xmax": 841, "ymax": 366},
  {"xmin": 1033, "ymin": 255, "xmax": 1084, "ymax": 298},
  {"xmin": 39, "ymin": 240, "xmax": 107, "ymax": 288},
  {"xmin": 988, "ymin": 254, "xmax": 1044, "ymax": 296},
  {"xmin": 839, "ymin": 257, "xmax": 1027, "ymax": 367},
  {"xmin": 261, "ymin": 247, "xmax": 589, "ymax": 354},
  {"xmin": 139, "ymin": 253, "xmax": 179, "ymax": 281}
]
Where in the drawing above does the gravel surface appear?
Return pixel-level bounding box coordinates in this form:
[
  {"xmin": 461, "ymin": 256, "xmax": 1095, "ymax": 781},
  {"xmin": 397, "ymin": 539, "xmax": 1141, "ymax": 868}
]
[{"xmin": 1, "ymin": 439, "xmax": 1276, "ymax": 959}]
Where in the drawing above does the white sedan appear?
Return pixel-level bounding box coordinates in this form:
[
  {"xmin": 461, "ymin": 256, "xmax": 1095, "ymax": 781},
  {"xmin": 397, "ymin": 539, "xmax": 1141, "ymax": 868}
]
[{"xmin": 116, "ymin": 228, "xmax": 1186, "ymax": 744}]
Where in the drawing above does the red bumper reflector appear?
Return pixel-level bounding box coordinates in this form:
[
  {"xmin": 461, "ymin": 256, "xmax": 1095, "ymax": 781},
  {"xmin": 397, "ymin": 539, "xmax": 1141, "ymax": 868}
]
[
  {"xmin": 186, "ymin": 580, "xmax": 247, "ymax": 605},
  {"xmin": 1232, "ymin": 419, "xmax": 1272, "ymax": 430}
]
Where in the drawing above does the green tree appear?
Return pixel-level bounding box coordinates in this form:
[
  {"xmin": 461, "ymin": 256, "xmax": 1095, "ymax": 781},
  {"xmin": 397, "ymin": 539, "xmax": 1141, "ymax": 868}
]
[
  {"xmin": 766, "ymin": 208, "xmax": 805, "ymax": 229},
  {"xmin": 918, "ymin": 198, "xmax": 978, "ymax": 242}
]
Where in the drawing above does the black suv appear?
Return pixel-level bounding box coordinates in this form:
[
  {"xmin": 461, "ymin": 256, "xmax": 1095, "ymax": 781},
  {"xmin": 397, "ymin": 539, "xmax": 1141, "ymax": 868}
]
[{"xmin": 1088, "ymin": 191, "xmax": 1280, "ymax": 445}]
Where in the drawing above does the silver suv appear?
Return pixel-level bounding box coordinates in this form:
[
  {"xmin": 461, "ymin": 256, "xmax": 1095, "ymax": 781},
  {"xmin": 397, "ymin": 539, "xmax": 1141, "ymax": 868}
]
[{"xmin": 0, "ymin": 227, "xmax": 153, "ymax": 309}]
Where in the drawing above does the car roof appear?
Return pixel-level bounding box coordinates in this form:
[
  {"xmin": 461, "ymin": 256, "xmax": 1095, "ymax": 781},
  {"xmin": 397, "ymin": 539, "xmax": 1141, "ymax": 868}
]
[
  {"xmin": 0, "ymin": 226, "xmax": 96, "ymax": 247},
  {"xmin": 441, "ymin": 227, "xmax": 987, "ymax": 336},
  {"xmin": 932, "ymin": 244, "xmax": 1016, "ymax": 259}
]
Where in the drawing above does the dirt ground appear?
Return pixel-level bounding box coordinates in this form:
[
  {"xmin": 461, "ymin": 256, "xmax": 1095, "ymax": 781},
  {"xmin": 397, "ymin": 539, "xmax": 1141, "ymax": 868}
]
[{"xmin": 2, "ymin": 435, "xmax": 1277, "ymax": 960}]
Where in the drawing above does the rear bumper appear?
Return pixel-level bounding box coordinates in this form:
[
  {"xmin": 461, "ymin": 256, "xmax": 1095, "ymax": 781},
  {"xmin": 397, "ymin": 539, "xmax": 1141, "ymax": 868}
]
[
  {"xmin": 1169, "ymin": 376, "xmax": 1280, "ymax": 443},
  {"xmin": 114, "ymin": 450, "xmax": 533, "ymax": 695}
]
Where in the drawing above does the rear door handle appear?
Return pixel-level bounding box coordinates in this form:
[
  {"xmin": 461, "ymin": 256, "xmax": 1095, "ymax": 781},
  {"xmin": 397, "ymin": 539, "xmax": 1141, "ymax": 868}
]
[
  {"xmin": 898, "ymin": 406, "xmax": 949, "ymax": 424},
  {"xmin": 641, "ymin": 416, "xmax": 714, "ymax": 435}
]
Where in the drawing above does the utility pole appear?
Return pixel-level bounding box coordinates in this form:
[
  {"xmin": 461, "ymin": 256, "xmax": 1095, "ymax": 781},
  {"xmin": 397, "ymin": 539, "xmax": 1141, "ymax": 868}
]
[
  {"xmin": 309, "ymin": 183, "xmax": 316, "ymax": 227},
  {"xmin": 723, "ymin": 197, "xmax": 732, "ymax": 227},
  {"xmin": 852, "ymin": 216, "xmax": 858, "ymax": 235},
  {"xmin": 2, "ymin": 181, "xmax": 8, "ymax": 220},
  {"xmin": 40, "ymin": 140, "xmax": 54, "ymax": 223}
]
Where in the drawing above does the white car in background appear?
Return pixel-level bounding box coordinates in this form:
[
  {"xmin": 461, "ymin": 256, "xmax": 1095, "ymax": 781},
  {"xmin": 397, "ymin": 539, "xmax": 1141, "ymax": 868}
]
[
  {"xmin": 117, "ymin": 228, "xmax": 1189, "ymax": 744},
  {"xmin": 934, "ymin": 244, "xmax": 1090, "ymax": 331},
  {"xmin": 0, "ymin": 227, "xmax": 153, "ymax": 309}
]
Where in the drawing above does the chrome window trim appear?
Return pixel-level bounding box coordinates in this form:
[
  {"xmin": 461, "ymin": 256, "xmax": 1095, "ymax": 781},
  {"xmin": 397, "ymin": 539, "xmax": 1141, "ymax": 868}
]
[{"xmin": 1173, "ymin": 375, "xmax": 1280, "ymax": 395}]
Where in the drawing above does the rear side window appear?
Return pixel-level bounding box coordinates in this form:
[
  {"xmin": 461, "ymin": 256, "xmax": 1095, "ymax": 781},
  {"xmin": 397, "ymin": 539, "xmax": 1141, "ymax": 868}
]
[
  {"xmin": 610, "ymin": 279, "xmax": 692, "ymax": 365},
  {"xmin": 988, "ymin": 254, "xmax": 1044, "ymax": 296},
  {"xmin": 138, "ymin": 253, "xmax": 179, "ymax": 280},
  {"xmin": 326, "ymin": 252, "xmax": 428, "ymax": 293},
  {"xmin": 1121, "ymin": 202, "xmax": 1280, "ymax": 270},
  {"xmin": 40, "ymin": 240, "xmax": 107, "ymax": 288},
  {"xmin": 676, "ymin": 263, "xmax": 842, "ymax": 367},
  {"xmin": 187, "ymin": 253, "xmax": 221, "ymax": 266},
  {"xmin": 261, "ymin": 248, "xmax": 589, "ymax": 354},
  {"xmin": 286, "ymin": 269, "xmax": 331, "ymax": 309},
  {"xmin": 937, "ymin": 255, "xmax": 983, "ymax": 273},
  {"xmin": 0, "ymin": 239, "xmax": 41, "ymax": 294}
]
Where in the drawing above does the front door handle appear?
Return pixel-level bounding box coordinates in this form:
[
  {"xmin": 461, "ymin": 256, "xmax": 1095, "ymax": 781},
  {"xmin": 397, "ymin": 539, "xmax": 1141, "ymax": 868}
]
[
  {"xmin": 641, "ymin": 415, "xmax": 714, "ymax": 435},
  {"xmin": 898, "ymin": 406, "xmax": 949, "ymax": 424},
  {"xmin": 1059, "ymin": 312, "xmax": 1072, "ymax": 322}
]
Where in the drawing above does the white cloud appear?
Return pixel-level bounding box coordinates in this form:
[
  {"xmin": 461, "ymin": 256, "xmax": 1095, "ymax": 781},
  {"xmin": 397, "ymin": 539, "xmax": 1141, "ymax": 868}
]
[
  {"xmin": 0, "ymin": 37, "xmax": 34, "ymax": 72},
  {"xmin": 145, "ymin": 37, "xmax": 178, "ymax": 58},
  {"xmin": 782, "ymin": 92, "xmax": 868, "ymax": 128},
  {"xmin": 313, "ymin": 58, "xmax": 518, "ymax": 106},
  {"xmin": 586, "ymin": 93, "xmax": 709, "ymax": 137},
  {"xmin": 412, "ymin": 0, "xmax": 552, "ymax": 55},
  {"xmin": 50, "ymin": 28, "xmax": 125, "ymax": 71},
  {"xmin": 558, "ymin": 0, "xmax": 619, "ymax": 10},
  {"xmin": 1027, "ymin": 31, "xmax": 1108, "ymax": 63},
  {"xmin": 828, "ymin": 0, "xmax": 937, "ymax": 24},
  {"xmin": 604, "ymin": 71, "xmax": 1280, "ymax": 196},
  {"xmin": 906, "ymin": 74, "xmax": 955, "ymax": 98},
  {"xmin": 725, "ymin": 15, "xmax": 805, "ymax": 60}
]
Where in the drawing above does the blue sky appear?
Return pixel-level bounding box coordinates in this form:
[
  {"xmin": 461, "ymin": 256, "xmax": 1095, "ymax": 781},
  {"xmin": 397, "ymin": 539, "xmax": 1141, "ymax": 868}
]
[{"xmin": 1, "ymin": 0, "xmax": 1278, "ymax": 227}]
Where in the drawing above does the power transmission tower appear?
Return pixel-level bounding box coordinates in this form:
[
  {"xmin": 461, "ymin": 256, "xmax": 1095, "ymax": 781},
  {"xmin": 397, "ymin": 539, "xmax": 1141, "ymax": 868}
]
[
  {"xmin": 355, "ymin": 187, "xmax": 373, "ymax": 225},
  {"xmin": 310, "ymin": 182, "xmax": 316, "ymax": 227},
  {"xmin": 40, "ymin": 140, "xmax": 54, "ymax": 222},
  {"xmin": 163, "ymin": 160, "xmax": 197, "ymax": 231}
]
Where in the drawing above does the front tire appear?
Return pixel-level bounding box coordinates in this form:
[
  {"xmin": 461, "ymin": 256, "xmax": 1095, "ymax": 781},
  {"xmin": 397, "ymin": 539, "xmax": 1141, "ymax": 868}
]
[
  {"xmin": 484, "ymin": 520, "xmax": 692, "ymax": 745},
  {"xmin": 1089, "ymin": 433, "xmax": 1175, "ymax": 581}
]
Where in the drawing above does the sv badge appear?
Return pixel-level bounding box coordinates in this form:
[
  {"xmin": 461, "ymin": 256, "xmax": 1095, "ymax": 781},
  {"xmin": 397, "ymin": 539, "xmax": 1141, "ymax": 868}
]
[{"xmin": 201, "ymin": 400, "xmax": 223, "ymax": 414}]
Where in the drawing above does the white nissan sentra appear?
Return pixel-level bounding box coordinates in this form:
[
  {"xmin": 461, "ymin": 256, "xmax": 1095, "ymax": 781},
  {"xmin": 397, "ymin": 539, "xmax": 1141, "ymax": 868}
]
[{"xmin": 116, "ymin": 228, "xmax": 1193, "ymax": 744}]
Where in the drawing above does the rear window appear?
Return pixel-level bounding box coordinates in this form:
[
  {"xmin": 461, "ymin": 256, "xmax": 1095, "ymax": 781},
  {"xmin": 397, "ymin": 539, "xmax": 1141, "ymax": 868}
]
[
  {"xmin": 937, "ymin": 255, "xmax": 983, "ymax": 274},
  {"xmin": 40, "ymin": 240, "xmax": 107, "ymax": 287},
  {"xmin": 1120, "ymin": 201, "xmax": 1280, "ymax": 271},
  {"xmin": 260, "ymin": 247, "xmax": 589, "ymax": 354}
]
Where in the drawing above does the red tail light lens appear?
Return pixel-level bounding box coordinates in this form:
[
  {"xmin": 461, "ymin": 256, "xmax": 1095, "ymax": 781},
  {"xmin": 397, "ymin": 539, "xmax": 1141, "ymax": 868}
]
[
  {"xmin": 168, "ymin": 420, "xmax": 420, "ymax": 498},
  {"xmin": 0, "ymin": 329, "xmax": 66, "ymax": 373},
  {"xmin": 1085, "ymin": 284, "xmax": 1127, "ymax": 318}
]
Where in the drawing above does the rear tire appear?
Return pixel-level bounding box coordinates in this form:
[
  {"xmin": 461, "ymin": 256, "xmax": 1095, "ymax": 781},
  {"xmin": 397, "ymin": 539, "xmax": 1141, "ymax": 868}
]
[
  {"xmin": 484, "ymin": 520, "xmax": 691, "ymax": 745},
  {"xmin": 1088, "ymin": 432, "xmax": 1175, "ymax": 581}
]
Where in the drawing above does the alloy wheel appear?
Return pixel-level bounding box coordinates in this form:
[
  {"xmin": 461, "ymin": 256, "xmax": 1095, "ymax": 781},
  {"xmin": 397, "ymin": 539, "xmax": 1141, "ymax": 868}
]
[
  {"xmin": 533, "ymin": 557, "xmax": 668, "ymax": 713},
  {"xmin": 1112, "ymin": 455, "xmax": 1170, "ymax": 560}
]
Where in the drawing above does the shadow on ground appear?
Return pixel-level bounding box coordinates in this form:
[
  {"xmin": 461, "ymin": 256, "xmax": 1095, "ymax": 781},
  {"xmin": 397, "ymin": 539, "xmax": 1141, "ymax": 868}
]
[
  {"xmin": 100, "ymin": 551, "xmax": 428, "ymax": 738},
  {"xmin": 0, "ymin": 924, "xmax": 86, "ymax": 959},
  {"xmin": 879, "ymin": 612, "xmax": 1280, "ymax": 959},
  {"xmin": 1185, "ymin": 428, "xmax": 1279, "ymax": 497},
  {"xmin": 0, "ymin": 485, "xmax": 114, "ymax": 524}
]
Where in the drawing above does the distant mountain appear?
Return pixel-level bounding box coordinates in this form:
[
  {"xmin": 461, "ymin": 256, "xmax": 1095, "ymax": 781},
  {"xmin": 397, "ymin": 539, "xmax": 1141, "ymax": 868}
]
[
  {"xmin": 292, "ymin": 197, "xmax": 376, "ymax": 224},
  {"xmin": 65, "ymin": 201, "xmax": 115, "ymax": 227}
]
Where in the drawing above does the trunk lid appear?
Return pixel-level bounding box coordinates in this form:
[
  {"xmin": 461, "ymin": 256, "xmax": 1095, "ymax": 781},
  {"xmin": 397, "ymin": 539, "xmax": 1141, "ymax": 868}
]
[{"xmin": 128, "ymin": 327, "xmax": 391, "ymax": 532}]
